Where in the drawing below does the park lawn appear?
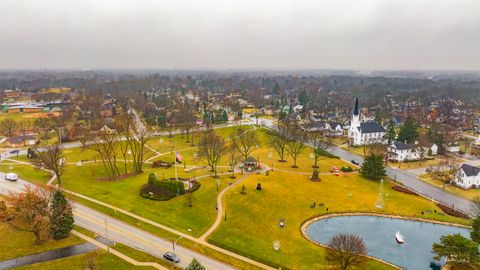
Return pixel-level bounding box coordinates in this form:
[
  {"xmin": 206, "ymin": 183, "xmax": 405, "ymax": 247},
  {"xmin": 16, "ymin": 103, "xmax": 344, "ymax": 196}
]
[
  {"xmin": 0, "ymin": 162, "xmax": 51, "ymax": 184},
  {"xmin": 249, "ymin": 128, "xmax": 354, "ymax": 173},
  {"xmin": 0, "ymin": 221, "xmax": 84, "ymax": 261},
  {"xmin": 12, "ymin": 250, "xmax": 154, "ymax": 270},
  {"xmin": 419, "ymin": 173, "xmax": 480, "ymax": 201},
  {"xmin": 208, "ymin": 171, "xmax": 470, "ymax": 270},
  {"xmin": 61, "ymin": 162, "xmax": 236, "ymax": 236}
]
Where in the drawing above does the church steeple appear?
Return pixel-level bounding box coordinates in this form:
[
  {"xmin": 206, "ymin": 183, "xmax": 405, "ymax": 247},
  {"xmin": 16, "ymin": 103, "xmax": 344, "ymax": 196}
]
[{"xmin": 353, "ymin": 97, "xmax": 359, "ymax": 116}]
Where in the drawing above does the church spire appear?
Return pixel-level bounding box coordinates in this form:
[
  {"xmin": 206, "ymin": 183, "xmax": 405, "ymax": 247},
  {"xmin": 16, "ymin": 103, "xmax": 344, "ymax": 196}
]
[{"xmin": 353, "ymin": 97, "xmax": 359, "ymax": 115}]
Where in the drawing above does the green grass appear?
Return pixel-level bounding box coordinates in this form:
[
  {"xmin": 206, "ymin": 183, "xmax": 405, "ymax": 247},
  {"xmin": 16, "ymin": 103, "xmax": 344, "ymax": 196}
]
[
  {"xmin": 0, "ymin": 162, "xmax": 51, "ymax": 184},
  {"xmin": 208, "ymin": 170, "xmax": 470, "ymax": 270},
  {"xmin": 71, "ymin": 196, "xmax": 264, "ymax": 270},
  {"xmin": 61, "ymin": 162, "xmax": 236, "ymax": 236},
  {"xmin": 419, "ymin": 173, "xmax": 480, "ymax": 201},
  {"xmin": 12, "ymin": 250, "xmax": 154, "ymax": 270},
  {"xmin": 0, "ymin": 221, "xmax": 84, "ymax": 261}
]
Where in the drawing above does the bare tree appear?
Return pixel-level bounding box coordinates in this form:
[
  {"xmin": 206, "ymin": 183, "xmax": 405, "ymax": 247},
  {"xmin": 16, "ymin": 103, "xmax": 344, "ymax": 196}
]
[
  {"xmin": 325, "ymin": 233, "xmax": 368, "ymax": 270},
  {"xmin": 416, "ymin": 134, "xmax": 430, "ymax": 166},
  {"xmin": 34, "ymin": 118, "xmax": 52, "ymax": 141},
  {"xmin": 0, "ymin": 119, "xmax": 17, "ymax": 137},
  {"xmin": 310, "ymin": 132, "xmax": 332, "ymax": 169},
  {"xmin": 36, "ymin": 144, "xmax": 64, "ymax": 186},
  {"xmin": 196, "ymin": 131, "xmax": 227, "ymax": 178},
  {"xmin": 228, "ymin": 135, "xmax": 239, "ymax": 178},
  {"xmin": 128, "ymin": 129, "xmax": 153, "ymax": 173},
  {"xmin": 233, "ymin": 127, "xmax": 259, "ymax": 161},
  {"xmin": 91, "ymin": 131, "xmax": 120, "ymax": 180},
  {"xmin": 267, "ymin": 124, "xmax": 289, "ymax": 162},
  {"xmin": 431, "ymin": 156, "xmax": 460, "ymax": 188},
  {"xmin": 18, "ymin": 121, "xmax": 31, "ymax": 136},
  {"xmin": 285, "ymin": 122, "xmax": 307, "ymax": 168},
  {"xmin": 1, "ymin": 185, "xmax": 53, "ymax": 244}
]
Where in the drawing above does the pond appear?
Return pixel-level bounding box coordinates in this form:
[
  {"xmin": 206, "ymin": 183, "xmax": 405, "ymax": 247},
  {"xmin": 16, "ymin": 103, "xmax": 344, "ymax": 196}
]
[{"xmin": 305, "ymin": 215, "xmax": 471, "ymax": 270}]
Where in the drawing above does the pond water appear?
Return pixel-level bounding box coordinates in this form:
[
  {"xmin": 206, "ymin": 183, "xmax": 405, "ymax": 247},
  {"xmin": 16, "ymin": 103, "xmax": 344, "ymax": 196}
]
[{"xmin": 306, "ymin": 215, "xmax": 471, "ymax": 270}]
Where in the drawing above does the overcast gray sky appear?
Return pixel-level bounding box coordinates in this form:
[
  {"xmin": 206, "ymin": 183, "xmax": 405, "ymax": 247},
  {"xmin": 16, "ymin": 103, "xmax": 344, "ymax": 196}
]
[{"xmin": 0, "ymin": 0, "xmax": 479, "ymax": 70}]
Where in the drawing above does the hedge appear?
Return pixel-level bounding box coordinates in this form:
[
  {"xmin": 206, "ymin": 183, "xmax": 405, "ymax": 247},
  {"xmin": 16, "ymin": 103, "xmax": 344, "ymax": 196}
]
[{"xmin": 392, "ymin": 185, "xmax": 418, "ymax": 196}]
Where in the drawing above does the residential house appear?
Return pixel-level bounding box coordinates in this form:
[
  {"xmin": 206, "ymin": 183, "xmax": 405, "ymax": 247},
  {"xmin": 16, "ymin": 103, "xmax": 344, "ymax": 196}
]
[
  {"xmin": 6, "ymin": 135, "xmax": 39, "ymax": 147},
  {"xmin": 454, "ymin": 164, "xmax": 480, "ymax": 189},
  {"xmin": 387, "ymin": 141, "xmax": 438, "ymax": 162}
]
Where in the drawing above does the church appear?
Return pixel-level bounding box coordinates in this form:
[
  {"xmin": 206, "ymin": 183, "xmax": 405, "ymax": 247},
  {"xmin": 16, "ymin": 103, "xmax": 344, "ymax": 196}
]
[{"xmin": 348, "ymin": 98, "xmax": 386, "ymax": 146}]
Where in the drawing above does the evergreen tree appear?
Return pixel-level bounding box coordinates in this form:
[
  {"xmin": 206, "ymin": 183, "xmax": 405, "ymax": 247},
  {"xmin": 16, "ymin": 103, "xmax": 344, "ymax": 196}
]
[
  {"xmin": 222, "ymin": 110, "xmax": 228, "ymax": 122},
  {"xmin": 272, "ymin": 83, "xmax": 280, "ymax": 95},
  {"xmin": 360, "ymin": 154, "xmax": 386, "ymax": 181},
  {"xmin": 50, "ymin": 190, "xmax": 74, "ymax": 239},
  {"xmin": 397, "ymin": 116, "xmax": 418, "ymax": 143},
  {"xmin": 298, "ymin": 89, "xmax": 308, "ymax": 109},
  {"xmin": 432, "ymin": 234, "xmax": 479, "ymax": 267},
  {"xmin": 471, "ymin": 215, "xmax": 480, "ymax": 243},
  {"xmin": 383, "ymin": 120, "xmax": 396, "ymax": 144},
  {"xmin": 157, "ymin": 112, "xmax": 167, "ymax": 128},
  {"xmin": 374, "ymin": 108, "xmax": 382, "ymax": 124},
  {"xmin": 185, "ymin": 259, "xmax": 206, "ymax": 270}
]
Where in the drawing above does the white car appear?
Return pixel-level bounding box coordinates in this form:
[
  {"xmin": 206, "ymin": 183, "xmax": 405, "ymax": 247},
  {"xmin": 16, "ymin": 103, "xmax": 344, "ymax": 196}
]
[{"xmin": 5, "ymin": 173, "xmax": 18, "ymax": 181}]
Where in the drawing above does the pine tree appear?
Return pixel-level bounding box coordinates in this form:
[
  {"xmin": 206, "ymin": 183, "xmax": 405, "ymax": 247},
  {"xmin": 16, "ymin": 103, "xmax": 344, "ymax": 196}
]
[
  {"xmin": 383, "ymin": 120, "xmax": 396, "ymax": 144},
  {"xmin": 298, "ymin": 89, "xmax": 308, "ymax": 109},
  {"xmin": 397, "ymin": 116, "xmax": 418, "ymax": 143},
  {"xmin": 50, "ymin": 190, "xmax": 74, "ymax": 239},
  {"xmin": 375, "ymin": 108, "xmax": 382, "ymax": 124},
  {"xmin": 360, "ymin": 154, "xmax": 386, "ymax": 181},
  {"xmin": 185, "ymin": 259, "xmax": 206, "ymax": 270},
  {"xmin": 471, "ymin": 215, "xmax": 480, "ymax": 243}
]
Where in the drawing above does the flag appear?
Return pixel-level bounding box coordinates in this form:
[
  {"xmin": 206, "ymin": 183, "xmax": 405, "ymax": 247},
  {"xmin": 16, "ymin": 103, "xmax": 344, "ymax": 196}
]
[{"xmin": 175, "ymin": 151, "xmax": 183, "ymax": 163}]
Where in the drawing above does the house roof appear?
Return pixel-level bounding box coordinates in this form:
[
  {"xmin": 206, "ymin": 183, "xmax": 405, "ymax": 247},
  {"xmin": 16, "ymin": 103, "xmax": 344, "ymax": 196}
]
[
  {"xmin": 359, "ymin": 121, "xmax": 385, "ymax": 133},
  {"xmin": 460, "ymin": 163, "xmax": 480, "ymax": 177},
  {"xmin": 393, "ymin": 141, "xmax": 413, "ymax": 150}
]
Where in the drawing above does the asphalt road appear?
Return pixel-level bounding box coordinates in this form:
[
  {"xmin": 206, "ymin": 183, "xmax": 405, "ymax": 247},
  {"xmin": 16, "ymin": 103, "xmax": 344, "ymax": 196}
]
[
  {"xmin": 0, "ymin": 175, "xmax": 235, "ymax": 270},
  {"xmin": 251, "ymin": 116, "xmax": 478, "ymax": 216}
]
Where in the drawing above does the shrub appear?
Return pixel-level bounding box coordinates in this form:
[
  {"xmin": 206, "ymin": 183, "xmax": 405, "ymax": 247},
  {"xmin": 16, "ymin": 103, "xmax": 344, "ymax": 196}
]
[
  {"xmin": 140, "ymin": 173, "xmax": 187, "ymax": 201},
  {"xmin": 392, "ymin": 185, "xmax": 418, "ymax": 195},
  {"xmin": 341, "ymin": 166, "xmax": 353, "ymax": 172},
  {"xmin": 436, "ymin": 203, "xmax": 470, "ymax": 219},
  {"xmin": 315, "ymin": 149, "xmax": 340, "ymax": 159}
]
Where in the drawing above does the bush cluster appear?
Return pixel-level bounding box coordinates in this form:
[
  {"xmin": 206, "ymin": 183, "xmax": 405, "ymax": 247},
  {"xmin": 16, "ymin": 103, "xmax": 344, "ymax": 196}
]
[{"xmin": 340, "ymin": 166, "xmax": 353, "ymax": 172}]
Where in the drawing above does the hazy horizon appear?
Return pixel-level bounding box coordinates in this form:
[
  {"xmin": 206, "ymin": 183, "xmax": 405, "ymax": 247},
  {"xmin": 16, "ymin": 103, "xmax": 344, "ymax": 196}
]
[{"xmin": 1, "ymin": 0, "xmax": 479, "ymax": 70}]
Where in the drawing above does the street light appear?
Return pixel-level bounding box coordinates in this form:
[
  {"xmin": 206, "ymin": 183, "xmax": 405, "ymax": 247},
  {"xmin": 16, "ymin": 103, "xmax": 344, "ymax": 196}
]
[{"xmin": 172, "ymin": 236, "xmax": 183, "ymax": 254}]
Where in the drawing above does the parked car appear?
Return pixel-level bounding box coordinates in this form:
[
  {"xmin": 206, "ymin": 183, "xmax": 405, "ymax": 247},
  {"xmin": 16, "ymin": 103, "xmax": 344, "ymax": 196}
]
[
  {"xmin": 351, "ymin": 159, "xmax": 360, "ymax": 165},
  {"xmin": 9, "ymin": 149, "xmax": 20, "ymax": 154},
  {"xmin": 163, "ymin": 252, "xmax": 181, "ymax": 263},
  {"xmin": 5, "ymin": 173, "xmax": 18, "ymax": 181}
]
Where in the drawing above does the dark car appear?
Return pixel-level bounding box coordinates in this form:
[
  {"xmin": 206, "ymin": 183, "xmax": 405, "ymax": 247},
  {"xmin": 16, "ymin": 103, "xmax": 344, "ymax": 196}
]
[
  {"xmin": 351, "ymin": 159, "xmax": 360, "ymax": 165},
  {"xmin": 163, "ymin": 252, "xmax": 181, "ymax": 263}
]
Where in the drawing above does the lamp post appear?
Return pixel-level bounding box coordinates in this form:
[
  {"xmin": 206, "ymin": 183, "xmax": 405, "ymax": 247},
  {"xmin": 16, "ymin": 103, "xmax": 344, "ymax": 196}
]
[
  {"xmin": 172, "ymin": 236, "xmax": 183, "ymax": 254},
  {"xmin": 104, "ymin": 218, "xmax": 109, "ymax": 252}
]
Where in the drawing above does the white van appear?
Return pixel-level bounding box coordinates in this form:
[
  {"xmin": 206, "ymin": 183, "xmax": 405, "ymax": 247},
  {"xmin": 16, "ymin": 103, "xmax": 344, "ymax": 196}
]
[{"xmin": 5, "ymin": 173, "xmax": 18, "ymax": 181}]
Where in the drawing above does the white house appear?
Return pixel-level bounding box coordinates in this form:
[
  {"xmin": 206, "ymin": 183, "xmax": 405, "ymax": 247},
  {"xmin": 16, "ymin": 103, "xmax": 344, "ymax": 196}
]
[
  {"xmin": 387, "ymin": 141, "xmax": 438, "ymax": 162},
  {"xmin": 303, "ymin": 121, "xmax": 343, "ymax": 136},
  {"xmin": 325, "ymin": 122, "xmax": 344, "ymax": 137},
  {"xmin": 348, "ymin": 98, "xmax": 386, "ymax": 146},
  {"xmin": 293, "ymin": 105, "xmax": 304, "ymax": 113},
  {"xmin": 454, "ymin": 163, "xmax": 480, "ymax": 189}
]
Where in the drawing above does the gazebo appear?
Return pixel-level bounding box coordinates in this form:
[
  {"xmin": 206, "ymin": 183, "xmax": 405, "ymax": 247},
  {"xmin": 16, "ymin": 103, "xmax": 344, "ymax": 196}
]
[{"xmin": 243, "ymin": 156, "xmax": 259, "ymax": 172}]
